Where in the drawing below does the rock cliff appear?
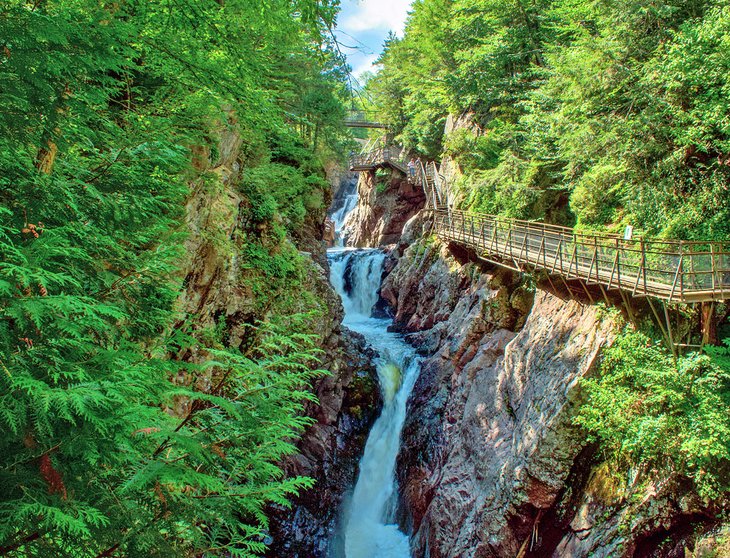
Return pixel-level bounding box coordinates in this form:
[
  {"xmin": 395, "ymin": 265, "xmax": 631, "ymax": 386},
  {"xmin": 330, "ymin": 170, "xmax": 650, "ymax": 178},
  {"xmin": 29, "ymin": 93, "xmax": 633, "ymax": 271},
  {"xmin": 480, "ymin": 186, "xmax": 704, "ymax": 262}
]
[
  {"xmin": 343, "ymin": 167, "xmax": 425, "ymax": 247},
  {"xmin": 379, "ymin": 223, "xmax": 723, "ymax": 557}
]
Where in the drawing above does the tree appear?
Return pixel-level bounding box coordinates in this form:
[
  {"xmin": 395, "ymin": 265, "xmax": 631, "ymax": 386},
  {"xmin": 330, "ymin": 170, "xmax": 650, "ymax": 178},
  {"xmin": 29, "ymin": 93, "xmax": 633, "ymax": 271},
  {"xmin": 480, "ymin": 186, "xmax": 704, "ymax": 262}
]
[{"xmin": 0, "ymin": 0, "xmax": 348, "ymax": 555}]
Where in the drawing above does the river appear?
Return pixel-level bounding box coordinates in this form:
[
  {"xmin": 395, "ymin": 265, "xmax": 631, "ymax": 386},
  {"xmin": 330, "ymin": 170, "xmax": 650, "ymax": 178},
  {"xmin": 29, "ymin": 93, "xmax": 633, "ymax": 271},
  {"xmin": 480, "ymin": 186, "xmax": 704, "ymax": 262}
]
[{"xmin": 327, "ymin": 248, "xmax": 420, "ymax": 558}]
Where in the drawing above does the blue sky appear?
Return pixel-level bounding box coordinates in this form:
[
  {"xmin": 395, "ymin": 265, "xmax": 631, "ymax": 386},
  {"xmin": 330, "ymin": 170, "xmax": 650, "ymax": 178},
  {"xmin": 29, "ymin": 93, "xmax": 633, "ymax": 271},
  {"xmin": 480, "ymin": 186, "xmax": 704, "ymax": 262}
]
[{"xmin": 334, "ymin": 0, "xmax": 413, "ymax": 80}]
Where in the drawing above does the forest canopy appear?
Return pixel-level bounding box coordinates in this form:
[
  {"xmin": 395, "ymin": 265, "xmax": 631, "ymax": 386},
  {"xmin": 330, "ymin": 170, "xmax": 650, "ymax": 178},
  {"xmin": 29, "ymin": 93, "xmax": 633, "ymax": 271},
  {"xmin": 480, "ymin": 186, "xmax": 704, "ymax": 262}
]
[
  {"xmin": 0, "ymin": 1, "xmax": 349, "ymax": 556},
  {"xmin": 366, "ymin": 0, "xmax": 730, "ymax": 240}
]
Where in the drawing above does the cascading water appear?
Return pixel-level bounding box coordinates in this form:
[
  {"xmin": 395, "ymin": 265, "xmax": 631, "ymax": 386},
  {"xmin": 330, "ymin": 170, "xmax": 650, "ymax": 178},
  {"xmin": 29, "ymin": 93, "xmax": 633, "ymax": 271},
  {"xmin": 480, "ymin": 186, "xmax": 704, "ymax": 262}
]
[
  {"xmin": 329, "ymin": 175, "xmax": 359, "ymax": 246},
  {"xmin": 331, "ymin": 189, "xmax": 358, "ymax": 231},
  {"xmin": 328, "ymin": 248, "xmax": 420, "ymax": 558}
]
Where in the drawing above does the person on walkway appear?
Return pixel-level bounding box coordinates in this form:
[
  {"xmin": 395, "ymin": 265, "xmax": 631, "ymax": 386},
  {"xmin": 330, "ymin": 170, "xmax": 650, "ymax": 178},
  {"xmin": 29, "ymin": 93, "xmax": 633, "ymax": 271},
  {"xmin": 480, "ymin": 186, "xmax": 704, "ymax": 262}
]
[{"xmin": 408, "ymin": 158, "xmax": 416, "ymax": 179}]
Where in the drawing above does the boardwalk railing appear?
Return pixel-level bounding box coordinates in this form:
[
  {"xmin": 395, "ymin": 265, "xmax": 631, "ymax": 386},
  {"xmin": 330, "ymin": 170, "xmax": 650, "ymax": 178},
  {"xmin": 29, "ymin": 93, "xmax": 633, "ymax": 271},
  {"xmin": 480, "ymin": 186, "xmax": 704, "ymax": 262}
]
[
  {"xmin": 344, "ymin": 110, "xmax": 388, "ymax": 129},
  {"xmin": 349, "ymin": 143, "xmax": 408, "ymax": 174},
  {"xmin": 417, "ymin": 160, "xmax": 449, "ymax": 210},
  {"xmin": 433, "ymin": 209, "xmax": 730, "ymax": 303}
]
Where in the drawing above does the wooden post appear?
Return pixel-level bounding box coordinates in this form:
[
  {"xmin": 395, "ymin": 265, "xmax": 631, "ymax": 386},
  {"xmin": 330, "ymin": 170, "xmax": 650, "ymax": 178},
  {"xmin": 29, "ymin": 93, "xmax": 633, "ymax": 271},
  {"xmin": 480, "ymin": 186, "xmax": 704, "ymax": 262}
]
[
  {"xmin": 619, "ymin": 289, "xmax": 636, "ymax": 325},
  {"xmin": 608, "ymin": 251, "xmax": 619, "ymax": 290},
  {"xmin": 536, "ymin": 236, "xmax": 545, "ymax": 271},
  {"xmin": 568, "ymin": 243, "xmax": 578, "ymax": 278},
  {"xmin": 587, "ymin": 238, "xmax": 598, "ymax": 284},
  {"xmin": 616, "ymin": 240, "xmax": 622, "ymax": 290},
  {"xmin": 641, "ymin": 239, "xmax": 647, "ymax": 295},
  {"xmin": 552, "ymin": 237, "xmax": 563, "ymax": 274},
  {"xmin": 663, "ymin": 302, "xmax": 678, "ymax": 361},
  {"xmin": 507, "ymin": 222, "xmax": 513, "ymax": 259},
  {"xmin": 711, "ymin": 244, "xmax": 717, "ymax": 295},
  {"xmin": 701, "ymin": 301, "xmax": 718, "ymax": 346},
  {"xmin": 669, "ymin": 253, "xmax": 683, "ymax": 303},
  {"xmin": 679, "ymin": 241, "xmax": 685, "ymax": 301},
  {"xmin": 648, "ymin": 298, "xmax": 673, "ymax": 355}
]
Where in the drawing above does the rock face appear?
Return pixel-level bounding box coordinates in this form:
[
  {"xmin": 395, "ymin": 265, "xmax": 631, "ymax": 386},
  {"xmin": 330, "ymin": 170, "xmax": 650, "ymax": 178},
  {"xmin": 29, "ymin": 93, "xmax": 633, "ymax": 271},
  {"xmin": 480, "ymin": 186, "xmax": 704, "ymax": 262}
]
[
  {"xmin": 266, "ymin": 328, "xmax": 381, "ymax": 557},
  {"xmin": 551, "ymin": 470, "xmax": 723, "ymax": 558},
  {"xmin": 179, "ymin": 126, "xmax": 380, "ymax": 557},
  {"xmin": 379, "ymin": 231, "xmax": 722, "ymax": 557},
  {"xmin": 397, "ymin": 288, "xmax": 614, "ymax": 558},
  {"xmin": 383, "ymin": 237, "xmax": 613, "ymax": 556},
  {"xmin": 344, "ymin": 168, "xmax": 425, "ymax": 247}
]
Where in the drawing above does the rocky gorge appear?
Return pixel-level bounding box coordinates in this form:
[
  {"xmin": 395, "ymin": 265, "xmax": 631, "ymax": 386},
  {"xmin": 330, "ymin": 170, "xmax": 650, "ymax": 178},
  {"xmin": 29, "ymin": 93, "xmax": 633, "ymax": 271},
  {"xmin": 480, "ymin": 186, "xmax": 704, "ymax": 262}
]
[
  {"xmin": 5, "ymin": 2, "xmax": 728, "ymax": 555},
  {"xmin": 266, "ymin": 150, "xmax": 728, "ymax": 557}
]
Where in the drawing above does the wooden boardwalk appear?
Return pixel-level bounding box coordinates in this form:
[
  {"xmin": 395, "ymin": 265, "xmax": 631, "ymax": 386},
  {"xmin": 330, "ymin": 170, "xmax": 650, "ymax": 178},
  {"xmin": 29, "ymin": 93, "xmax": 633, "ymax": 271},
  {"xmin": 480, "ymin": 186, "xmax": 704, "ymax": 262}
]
[
  {"xmin": 349, "ymin": 144, "xmax": 408, "ymax": 174},
  {"xmin": 348, "ymin": 144, "xmax": 730, "ymax": 303},
  {"xmin": 433, "ymin": 209, "xmax": 730, "ymax": 303}
]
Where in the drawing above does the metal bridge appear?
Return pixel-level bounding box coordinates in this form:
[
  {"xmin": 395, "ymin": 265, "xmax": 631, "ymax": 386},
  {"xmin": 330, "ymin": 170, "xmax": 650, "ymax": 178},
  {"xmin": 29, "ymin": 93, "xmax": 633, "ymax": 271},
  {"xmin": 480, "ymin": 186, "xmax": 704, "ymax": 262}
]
[
  {"xmin": 344, "ymin": 110, "xmax": 388, "ymax": 129},
  {"xmin": 350, "ymin": 145, "xmax": 730, "ymax": 304},
  {"xmin": 349, "ymin": 140, "xmax": 408, "ymax": 174}
]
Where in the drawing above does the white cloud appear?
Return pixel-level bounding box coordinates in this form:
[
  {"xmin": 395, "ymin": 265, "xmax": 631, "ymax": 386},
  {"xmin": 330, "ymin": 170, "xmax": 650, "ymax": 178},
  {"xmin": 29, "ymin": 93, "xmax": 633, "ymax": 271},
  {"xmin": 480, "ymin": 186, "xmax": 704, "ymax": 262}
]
[
  {"xmin": 340, "ymin": 0, "xmax": 412, "ymax": 36},
  {"xmin": 352, "ymin": 54, "xmax": 380, "ymax": 78}
]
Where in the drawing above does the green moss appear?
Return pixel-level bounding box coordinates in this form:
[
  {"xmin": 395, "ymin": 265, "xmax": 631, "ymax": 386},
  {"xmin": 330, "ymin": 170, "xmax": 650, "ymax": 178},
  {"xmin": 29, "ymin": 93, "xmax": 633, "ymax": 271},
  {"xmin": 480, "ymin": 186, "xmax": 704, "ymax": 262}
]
[{"xmin": 587, "ymin": 462, "xmax": 628, "ymax": 506}]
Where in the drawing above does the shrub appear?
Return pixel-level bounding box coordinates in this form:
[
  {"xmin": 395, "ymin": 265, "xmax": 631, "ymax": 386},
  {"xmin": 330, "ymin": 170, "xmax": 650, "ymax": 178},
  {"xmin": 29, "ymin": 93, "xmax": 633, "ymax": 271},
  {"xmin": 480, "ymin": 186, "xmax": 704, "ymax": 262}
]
[{"xmin": 576, "ymin": 330, "xmax": 730, "ymax": 499}]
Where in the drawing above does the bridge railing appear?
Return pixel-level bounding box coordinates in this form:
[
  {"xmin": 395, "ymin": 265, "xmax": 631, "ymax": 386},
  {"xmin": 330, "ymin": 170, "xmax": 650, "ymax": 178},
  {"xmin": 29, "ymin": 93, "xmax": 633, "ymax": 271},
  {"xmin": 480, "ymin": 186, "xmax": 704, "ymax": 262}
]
[
  {"xmin": 433, "ymin": 209, "xmax": 730, "ymax": 302},
  {"xmin": 417, "ymin": 161, "xmax": 447, "ymax": 209},
  {"xmin": 344, "ymin": 110, "xmax": 388, "ymax": 129},
  {"xmin": 349, "ymin": 144, "xmax": 407, "ymax": 172}
]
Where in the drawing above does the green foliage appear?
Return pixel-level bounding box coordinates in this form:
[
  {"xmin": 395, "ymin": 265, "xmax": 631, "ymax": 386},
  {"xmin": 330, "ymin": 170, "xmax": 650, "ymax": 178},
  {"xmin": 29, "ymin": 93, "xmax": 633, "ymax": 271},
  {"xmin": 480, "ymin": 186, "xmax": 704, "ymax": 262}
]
[
  {"xmin": 0, "ymin": 0, "xmax": 347, "ymax": 555},
  {"xmin": 365, "ymin": 1, "xmax": 454, "ymax": 158},
  {"xmin": 443, "ymin": 126, "xmax": 507, "ymax": 173},
  {"xmin": 0, "ymin": 314, "xmax": 325, "ymax": 556},
  {"xmin": 369, "ymin": 0, "xmax": 730, "ymax": 237},
  {"xmin": 576, "ymin": 330, "xmax": 730, "ymax": 499},
  {"xmin": 243, "ymin": 163, "xmax": 327, "ymax": 233}
]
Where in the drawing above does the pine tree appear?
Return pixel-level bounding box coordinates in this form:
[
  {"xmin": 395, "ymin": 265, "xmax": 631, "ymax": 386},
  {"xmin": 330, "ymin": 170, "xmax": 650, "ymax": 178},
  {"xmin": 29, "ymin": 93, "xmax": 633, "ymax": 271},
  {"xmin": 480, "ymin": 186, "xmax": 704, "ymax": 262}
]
[{"xmin": 0, "ymin": 0, "xmax": 347, "ymax": 555}]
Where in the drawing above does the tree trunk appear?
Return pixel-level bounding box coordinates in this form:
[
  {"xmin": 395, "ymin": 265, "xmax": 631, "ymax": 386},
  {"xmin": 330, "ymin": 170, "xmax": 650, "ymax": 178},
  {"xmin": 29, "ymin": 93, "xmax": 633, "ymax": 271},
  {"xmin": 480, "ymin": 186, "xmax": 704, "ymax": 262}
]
[
  {"xmin": 35, "ymin": 85, "xmax": 70, "ymax": 174},
  {"xmin": 701, "ymin": 301, "xmax": 717, "ymax": 346}
]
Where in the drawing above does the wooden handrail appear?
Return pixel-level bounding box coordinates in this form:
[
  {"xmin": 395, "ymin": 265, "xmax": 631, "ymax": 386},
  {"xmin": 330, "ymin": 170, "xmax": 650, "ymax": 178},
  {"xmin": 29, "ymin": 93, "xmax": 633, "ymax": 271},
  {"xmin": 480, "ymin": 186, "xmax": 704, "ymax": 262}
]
[
  {"xmin": 349, "ymin": 147, "xmax": 729, "ymax": 302},
  {"xmin": 431, "ymin": 209, "xmax": 730, "ymax": 303}
]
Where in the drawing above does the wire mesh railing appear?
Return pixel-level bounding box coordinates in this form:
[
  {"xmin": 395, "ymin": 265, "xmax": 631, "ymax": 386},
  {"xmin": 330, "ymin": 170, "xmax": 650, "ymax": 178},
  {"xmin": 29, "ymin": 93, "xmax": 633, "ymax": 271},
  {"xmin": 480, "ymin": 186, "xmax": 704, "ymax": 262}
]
[
  {"xmin": 349, "ymin": 143, "xmax": 408, "ymax": 173},
  {"xmin": 433, "ymin": 209, "xmax": 730, "ymax": 303},
  {"xmin": 344, "ymin": 110, "xmax": 388, "ymax": 128}
]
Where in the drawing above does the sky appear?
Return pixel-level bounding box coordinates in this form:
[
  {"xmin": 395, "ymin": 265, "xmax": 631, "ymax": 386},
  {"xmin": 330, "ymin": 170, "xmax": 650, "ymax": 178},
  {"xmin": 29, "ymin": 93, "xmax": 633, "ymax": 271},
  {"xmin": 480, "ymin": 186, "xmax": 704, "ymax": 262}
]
[{"xmin": 334, "ymin": 0, "xmax": 413, "ymax": 81}]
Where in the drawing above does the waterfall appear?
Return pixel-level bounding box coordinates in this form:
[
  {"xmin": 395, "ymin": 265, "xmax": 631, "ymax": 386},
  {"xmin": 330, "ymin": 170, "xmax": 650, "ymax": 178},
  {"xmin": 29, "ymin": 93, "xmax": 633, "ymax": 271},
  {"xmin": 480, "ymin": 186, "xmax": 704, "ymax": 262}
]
[
  {"xmin": 329, "ymin": 175, "xmax": 358, "ymax": 246},
  {"xmin": 328, "ymin": 248, "xmax": 420, "ymax": 558},
  {"xmin": 331, "ymin": 189, "xmax": 358, "ymax": 231}
]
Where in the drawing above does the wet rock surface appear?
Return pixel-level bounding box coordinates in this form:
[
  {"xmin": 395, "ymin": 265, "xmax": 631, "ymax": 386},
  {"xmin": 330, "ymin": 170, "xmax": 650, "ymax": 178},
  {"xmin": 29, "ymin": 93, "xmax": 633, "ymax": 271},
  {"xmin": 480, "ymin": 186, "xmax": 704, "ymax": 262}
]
[
  {"xmin": 379, "ymin": 234, "xmax": 723, "ymax": 557},
  {"xmin": 343, "ymin": 169, "xmax": 425, "ymax": 248}
]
